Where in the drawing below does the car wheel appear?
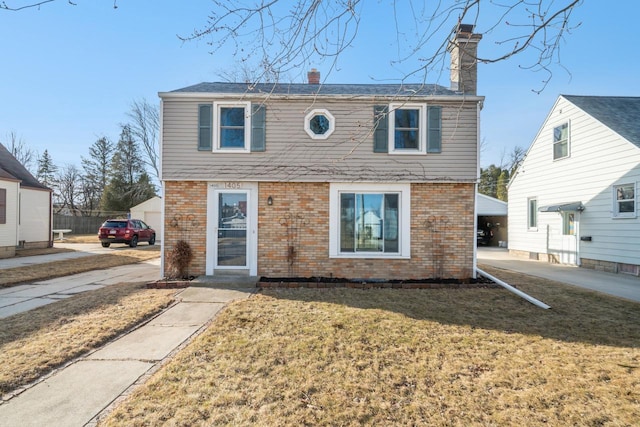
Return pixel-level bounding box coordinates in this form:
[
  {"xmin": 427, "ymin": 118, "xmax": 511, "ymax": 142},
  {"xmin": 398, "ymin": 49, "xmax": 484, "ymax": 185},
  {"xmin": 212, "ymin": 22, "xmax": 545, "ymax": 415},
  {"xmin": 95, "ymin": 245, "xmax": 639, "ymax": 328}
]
[
  {"xmin": 129, "ymin": 235, "xmax": 138, "ymax": 248},
  {"xmin": 149, "ymin": 234, "xmax": 156, "ymax": 245},
  {"xmin": 101, "ymin": 242, "xmax": 110, "ymax": 248}
]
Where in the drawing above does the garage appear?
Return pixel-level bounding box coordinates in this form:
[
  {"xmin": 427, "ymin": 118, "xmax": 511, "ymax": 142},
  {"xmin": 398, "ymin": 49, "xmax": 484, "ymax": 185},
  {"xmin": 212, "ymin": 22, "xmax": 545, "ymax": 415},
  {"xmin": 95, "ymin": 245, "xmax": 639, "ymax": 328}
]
[{"xmin": 477, "ymin": 194, "xmax": 507, "ymax": 247}]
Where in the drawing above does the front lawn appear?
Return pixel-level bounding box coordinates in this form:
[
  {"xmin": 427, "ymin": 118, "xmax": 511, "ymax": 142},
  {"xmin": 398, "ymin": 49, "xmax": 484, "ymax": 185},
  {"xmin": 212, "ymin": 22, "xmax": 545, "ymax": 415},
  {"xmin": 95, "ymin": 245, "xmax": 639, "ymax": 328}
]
[{"xmin": 101, "ymin": 266, "xmax": 640, "ymax": 426}]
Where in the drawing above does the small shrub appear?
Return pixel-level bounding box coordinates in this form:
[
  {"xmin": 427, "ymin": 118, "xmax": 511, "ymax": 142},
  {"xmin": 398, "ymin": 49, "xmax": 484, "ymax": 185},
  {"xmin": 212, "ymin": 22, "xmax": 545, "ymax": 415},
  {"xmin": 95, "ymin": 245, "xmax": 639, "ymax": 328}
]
[{"xmin": 166, "ymin": 240, "xmax": 193, "ymax": 279}]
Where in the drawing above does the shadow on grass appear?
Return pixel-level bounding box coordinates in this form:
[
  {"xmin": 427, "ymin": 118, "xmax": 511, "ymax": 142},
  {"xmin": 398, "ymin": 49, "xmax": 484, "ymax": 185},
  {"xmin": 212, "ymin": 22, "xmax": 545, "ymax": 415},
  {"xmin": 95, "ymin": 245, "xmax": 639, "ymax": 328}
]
[
  {"xmin": 0, "ymin": 282, "xmax": 148, "ymax": 346},
  {"xmin": 260, "ymin": 265, "xmax": 640, "ymax": 348}
]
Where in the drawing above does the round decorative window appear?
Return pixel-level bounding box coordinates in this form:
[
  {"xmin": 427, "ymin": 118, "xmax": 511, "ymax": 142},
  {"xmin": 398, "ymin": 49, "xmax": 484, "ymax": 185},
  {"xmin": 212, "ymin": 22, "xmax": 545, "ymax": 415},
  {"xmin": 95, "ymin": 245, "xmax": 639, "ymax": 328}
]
[{"xmin": 304, "ymin": 109, "xmax": 335, "ymax": 139}]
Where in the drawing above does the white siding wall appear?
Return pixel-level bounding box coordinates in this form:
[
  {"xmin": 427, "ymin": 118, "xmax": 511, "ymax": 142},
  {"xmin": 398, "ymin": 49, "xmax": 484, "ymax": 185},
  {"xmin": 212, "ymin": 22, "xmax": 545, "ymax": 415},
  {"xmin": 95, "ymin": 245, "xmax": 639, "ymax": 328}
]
[
  {"xmin": 509, "ymin": 96, "xmax": 640, "ymax": 265},
  {"xmin": 161, "ymin": 98, "xmax": 479, "ymax": 182},
  {"xmin": 19, "ymin": 188, "xmax": 50, "ymax": 243},
  {"xmin": 0, "ymin": 180, "xmax": 19, "ymax": 248}
]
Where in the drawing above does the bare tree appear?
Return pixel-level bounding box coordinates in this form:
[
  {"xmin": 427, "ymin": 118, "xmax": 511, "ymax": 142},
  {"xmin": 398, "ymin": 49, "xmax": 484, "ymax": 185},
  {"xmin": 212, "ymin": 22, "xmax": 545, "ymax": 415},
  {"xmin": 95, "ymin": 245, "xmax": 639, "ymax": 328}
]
[
  {"xmin": 55, "ymin": 164, "xmax": 82, "ymax": 213},
  {"xmin": 182, "ymin": 0, "xmax": 581, "ymax": 90},
  {"xmin": 3, "ymin": 131, "xmax": 36, "ymax": 173},
  {"xmin": 126, "ymin": 99, "xmax": 159, "ymax": 180}
]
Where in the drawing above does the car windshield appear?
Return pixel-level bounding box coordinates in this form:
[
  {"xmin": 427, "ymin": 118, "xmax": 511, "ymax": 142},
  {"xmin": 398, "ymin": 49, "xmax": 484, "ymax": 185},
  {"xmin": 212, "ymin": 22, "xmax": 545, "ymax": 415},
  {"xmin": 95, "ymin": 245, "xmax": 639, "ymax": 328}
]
[{"xmin": 103, "ymin": 221, "xmax": 128, "ymax": 228}]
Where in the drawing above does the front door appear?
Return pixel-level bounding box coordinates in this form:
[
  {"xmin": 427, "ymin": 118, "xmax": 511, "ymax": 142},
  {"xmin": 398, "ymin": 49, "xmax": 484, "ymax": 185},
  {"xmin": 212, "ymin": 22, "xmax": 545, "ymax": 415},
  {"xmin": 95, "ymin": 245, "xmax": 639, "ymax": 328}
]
[{"xmin": 216, "ymin": 191, "xmax": 248, "ymax": 268}]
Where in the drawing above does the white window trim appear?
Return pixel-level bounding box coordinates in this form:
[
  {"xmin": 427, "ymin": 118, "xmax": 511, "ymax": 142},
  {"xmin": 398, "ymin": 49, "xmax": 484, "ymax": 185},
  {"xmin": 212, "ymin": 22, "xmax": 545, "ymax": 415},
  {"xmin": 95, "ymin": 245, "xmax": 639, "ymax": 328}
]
[
  {"xmin": 304, "ymin": 108, "xmax": 335, "ymax": 140},
  {"xmin": 612, "ymin": 182, "xmax": 637, "ymax": 219},
  {"xmin": 329, "ymin": 182, "xmax": 411, "ymax": 259},
  {"xmin": 552, "ymin": 121, "xmax": 570, "ymax": 161},
  {"xmin": 388, "ymin": 103, "xmax": 427, "ymax": 155},
  {"xmin": 527, "ymin": 197, "xmax": 538, "ymax": 231},
  {"xmin": 213, "ymin": 101, "xmax": 251, "ymax": 153}
]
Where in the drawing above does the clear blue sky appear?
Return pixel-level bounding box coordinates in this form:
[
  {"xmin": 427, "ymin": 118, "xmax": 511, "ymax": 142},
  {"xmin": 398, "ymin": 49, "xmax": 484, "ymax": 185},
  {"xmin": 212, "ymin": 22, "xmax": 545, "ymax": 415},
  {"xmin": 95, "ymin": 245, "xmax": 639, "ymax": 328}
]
[{"xmin": 1, "ymin": 1, "xmax": 639, "ymax": 174}]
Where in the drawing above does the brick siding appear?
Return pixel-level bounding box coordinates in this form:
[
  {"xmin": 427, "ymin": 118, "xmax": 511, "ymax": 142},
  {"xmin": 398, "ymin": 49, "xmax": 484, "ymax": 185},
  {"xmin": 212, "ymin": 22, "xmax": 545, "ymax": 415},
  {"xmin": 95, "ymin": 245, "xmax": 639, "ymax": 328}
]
[{"xmin": 163, "ymin": 181, "xmax": 475, "ymax": 280}]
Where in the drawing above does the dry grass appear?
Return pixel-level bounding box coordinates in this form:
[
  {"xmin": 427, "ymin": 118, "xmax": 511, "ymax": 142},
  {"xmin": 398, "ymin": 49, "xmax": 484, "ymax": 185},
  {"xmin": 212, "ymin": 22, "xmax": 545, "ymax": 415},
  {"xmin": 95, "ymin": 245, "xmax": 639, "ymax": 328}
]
[
  {"xmin": 60, "ymin": 234, "xmax": 102, "ymax": 243},
  {"xmin": 0, "ymin": 282, "xmax": 176, "ymax": 395},
  {"xmin": 0, "ymin": 247, "xmax": 160, "ymax": 288},
  {"xmin": 102, "ymin": 266, "xmax": 640, "ymax": 426}
]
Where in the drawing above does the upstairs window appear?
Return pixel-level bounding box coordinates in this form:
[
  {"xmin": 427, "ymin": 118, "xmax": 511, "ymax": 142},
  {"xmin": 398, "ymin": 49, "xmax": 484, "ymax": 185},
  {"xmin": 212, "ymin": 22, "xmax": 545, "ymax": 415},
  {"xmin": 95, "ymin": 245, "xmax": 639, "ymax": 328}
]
[
  {"xmin": 613, "ymin": 183, "xmax": 636, "ymax": 218},
  {"xmin": 553, "ymin": 122, "xmax": 569, "ymax": 160},
  {"xmin": 214, "ymin": 101, "xmax": 251, "ymax": 152},
  {"xmin": 373, "ymin": 104, "xmax": 441, "ymax": 154},
  {"xmin": 198, "ymin": 102, "xmax": 266, "ymax": 152}
]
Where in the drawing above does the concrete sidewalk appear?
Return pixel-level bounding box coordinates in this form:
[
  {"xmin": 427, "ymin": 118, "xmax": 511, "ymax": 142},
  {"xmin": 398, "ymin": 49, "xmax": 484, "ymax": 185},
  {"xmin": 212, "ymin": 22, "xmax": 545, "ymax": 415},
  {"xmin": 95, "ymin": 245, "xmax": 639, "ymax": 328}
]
[
  {"xmin": 0, "ymin": 283, "xmax": 255, "ymax": 427},
  {"xmin": 478, "ymin": 247, "xmax": 640, "ymax": 303}
]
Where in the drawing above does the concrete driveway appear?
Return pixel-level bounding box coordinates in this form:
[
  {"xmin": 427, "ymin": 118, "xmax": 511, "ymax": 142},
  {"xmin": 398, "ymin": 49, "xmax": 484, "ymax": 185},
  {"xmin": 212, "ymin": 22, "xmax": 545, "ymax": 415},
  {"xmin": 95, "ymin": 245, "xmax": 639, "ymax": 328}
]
[{"xmin": 478, "ymin": 247, "xmax": 640, "ymax": 303}]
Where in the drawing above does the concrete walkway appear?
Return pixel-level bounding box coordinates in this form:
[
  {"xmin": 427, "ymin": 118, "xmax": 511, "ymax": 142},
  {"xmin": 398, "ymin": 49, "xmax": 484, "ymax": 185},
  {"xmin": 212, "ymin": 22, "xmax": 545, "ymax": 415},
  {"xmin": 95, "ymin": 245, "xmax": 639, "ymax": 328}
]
[
  {"xmin": 0, "ymin": 282, "xmax": 255, "ymax": 427},
  {"xmin": 0, "ymin": 258, "xmax": 161, "ymax": 319},
  {"xmin": 478, "ymin": 247, "xmax": 640, "ymax": 303}
]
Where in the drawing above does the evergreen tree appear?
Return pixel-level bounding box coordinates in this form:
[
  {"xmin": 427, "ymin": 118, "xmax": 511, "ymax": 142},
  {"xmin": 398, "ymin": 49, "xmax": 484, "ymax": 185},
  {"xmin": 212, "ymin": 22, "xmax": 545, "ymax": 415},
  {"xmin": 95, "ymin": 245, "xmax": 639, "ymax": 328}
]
[
  {"xmin": 100, "ymin": 125, "xmax": 156, "ymax": 212},
  {"xmin": 81, "ymin": 136, "xmax": 114, "ymax": 212},
  {"xmin": 478, "ymin": 165, "xmax": 502, "ymax": 198},
  {"xmin": 36, "ymin": 149, "xmax": 58, "ymax": 188}
]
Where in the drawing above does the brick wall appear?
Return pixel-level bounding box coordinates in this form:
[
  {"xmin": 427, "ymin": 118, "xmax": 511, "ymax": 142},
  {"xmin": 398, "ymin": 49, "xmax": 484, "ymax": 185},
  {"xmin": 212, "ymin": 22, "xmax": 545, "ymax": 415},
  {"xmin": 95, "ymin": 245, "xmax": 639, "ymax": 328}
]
[
  {"xmin": 164, "ymin": 180, "xmax": 476, "ymax": 280},
  {"xmin": 258, "ymin": 182, "xmax": 475, "ymax": 280},
  {"xmin": 163, "ymin": 181, "xmax": 208, "ymax": 277}
]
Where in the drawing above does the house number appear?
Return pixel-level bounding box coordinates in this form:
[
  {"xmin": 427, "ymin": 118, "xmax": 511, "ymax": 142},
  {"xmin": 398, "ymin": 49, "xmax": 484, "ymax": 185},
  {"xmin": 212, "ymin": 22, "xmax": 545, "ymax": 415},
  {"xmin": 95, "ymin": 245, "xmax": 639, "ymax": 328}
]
[{"xmin": 224, "ymin": 182, "xmax": 242, "ymax": 189}]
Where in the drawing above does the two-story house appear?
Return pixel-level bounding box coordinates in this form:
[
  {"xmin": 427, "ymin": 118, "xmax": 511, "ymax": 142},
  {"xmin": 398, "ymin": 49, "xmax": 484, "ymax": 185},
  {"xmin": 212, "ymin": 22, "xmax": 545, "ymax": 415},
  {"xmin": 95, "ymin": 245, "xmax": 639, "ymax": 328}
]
[
  {"xmin": 508, "ymin": 95, "xmax": 640, "ymax": 275},
  {"xmin": 158, "ymin": 26, "xmax": 483, "ymax": 281}
]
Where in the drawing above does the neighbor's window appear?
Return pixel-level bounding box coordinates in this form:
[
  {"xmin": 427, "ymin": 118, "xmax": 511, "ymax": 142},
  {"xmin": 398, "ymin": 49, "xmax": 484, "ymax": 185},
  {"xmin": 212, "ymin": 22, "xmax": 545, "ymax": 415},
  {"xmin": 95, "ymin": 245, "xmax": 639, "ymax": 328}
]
[
  {"xmin": 528, "ymin": 197, "xmax": 538, "ymax": 229},
  {"xmin": 329, "ymin": 183, "xmax": 411, "ymax": 258},
  {"xmin": 213, "ymin": 101, "xmax": 251, "ymax": 152},
  {"xmin": 304, "ymin": 109, "xmax": 335, "ymax": 139},
  {"xmin": 613, "ymin": 183, "xmax": 636, "ymax": 218},
  {"xmin": 553, "ymin": 122, "xmax": 569, "ymax": 160}
]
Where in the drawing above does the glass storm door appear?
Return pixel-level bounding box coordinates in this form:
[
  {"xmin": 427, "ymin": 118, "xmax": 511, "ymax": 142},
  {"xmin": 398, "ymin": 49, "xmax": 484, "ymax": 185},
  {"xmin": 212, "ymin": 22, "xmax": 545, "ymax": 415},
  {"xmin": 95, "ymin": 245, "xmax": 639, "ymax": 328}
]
[{"xmin": 216, "ymin": 192, "xmax": 248, "ymax": 267}]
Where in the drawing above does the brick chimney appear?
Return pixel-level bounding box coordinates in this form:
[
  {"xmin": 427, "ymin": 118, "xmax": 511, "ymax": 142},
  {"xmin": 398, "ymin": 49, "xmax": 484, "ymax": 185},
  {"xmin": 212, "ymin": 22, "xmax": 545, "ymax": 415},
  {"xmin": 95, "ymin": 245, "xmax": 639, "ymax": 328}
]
[
  {"xmin": 448, "ymin": 24, "xmax": 482, "ymax": 95},
  {"xmin": 307, "ymin": 68, "xmax": 320, "ymax": 84}
]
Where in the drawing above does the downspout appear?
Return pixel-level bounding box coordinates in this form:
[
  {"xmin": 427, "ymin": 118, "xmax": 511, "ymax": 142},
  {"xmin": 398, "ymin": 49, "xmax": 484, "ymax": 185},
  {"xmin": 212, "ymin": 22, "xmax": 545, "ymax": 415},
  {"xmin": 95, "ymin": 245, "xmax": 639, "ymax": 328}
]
[
  {"xmin": 472, "ymin": 101, "xmax": 482, "ymax": 279},
  {"xmin": 476, "ymin": 267, "xmax": 550, "ymax": 309},
  {"xmin": 48, "ymin": 189, "xmax": 53, "ymax": 247},
  {"xmin": 159, "ymin": 98, "xmax": 165, "ymax": 280}
]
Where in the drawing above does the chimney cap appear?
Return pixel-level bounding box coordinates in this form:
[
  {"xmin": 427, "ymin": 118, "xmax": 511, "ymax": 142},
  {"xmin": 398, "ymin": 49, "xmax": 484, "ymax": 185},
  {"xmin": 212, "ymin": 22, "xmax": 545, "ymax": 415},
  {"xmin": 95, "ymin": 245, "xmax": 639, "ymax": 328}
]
[{"xmin": 457, "ymin": 23, "xmax": 475, "ymax": 34}]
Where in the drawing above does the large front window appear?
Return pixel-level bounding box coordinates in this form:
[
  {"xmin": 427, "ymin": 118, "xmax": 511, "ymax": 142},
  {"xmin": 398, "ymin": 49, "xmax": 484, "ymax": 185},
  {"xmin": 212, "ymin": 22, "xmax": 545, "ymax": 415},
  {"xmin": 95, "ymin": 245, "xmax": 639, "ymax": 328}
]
[
  {"xmin": 339, "ymin": 193, "xmax": 399, "ymax": 253},
  {"xmin": 213, "ymin": 101, "xmax": 251, "ymax": 152},
  {"xmin": 329, "ymin": 183, "xmax": 410, "ymax": 258}
]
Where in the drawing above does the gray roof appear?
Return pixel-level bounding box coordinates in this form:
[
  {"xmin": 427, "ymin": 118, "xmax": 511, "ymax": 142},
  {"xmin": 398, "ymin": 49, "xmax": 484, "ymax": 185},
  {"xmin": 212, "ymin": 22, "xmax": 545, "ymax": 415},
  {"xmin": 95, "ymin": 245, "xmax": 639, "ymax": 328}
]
[
  {"xmin": 0, "ymin": 143, "xmax": 50, "ymax": 190},
  {"xmin": 563, "ymin": 95, "xmax": 640, "ymax": 148},
  {"xmin": 171, "ymin": 82, "xmax": 457, "ymax": 97}
]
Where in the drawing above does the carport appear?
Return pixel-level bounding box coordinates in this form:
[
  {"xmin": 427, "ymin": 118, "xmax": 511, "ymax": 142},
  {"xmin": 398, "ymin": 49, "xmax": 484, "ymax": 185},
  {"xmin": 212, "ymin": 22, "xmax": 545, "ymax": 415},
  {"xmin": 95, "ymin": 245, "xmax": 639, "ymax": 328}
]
[{"xmin": 477, "ymin": 193, "xmax": 508, "ymax": 247}]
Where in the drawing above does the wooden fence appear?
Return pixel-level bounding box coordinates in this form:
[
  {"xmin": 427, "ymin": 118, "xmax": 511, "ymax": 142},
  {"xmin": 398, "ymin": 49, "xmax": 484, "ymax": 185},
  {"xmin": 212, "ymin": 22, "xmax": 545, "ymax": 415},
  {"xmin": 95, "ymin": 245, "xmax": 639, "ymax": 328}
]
[{"xmin": 53, "ymin": 214, "xmax": 125, "ymax": 235}]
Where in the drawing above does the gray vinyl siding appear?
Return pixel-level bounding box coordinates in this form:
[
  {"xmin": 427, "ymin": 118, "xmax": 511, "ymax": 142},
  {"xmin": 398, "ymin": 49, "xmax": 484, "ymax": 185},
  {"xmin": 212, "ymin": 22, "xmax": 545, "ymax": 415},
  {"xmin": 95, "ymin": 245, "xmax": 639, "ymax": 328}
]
[
  {"xmin": 508, "ymin": 96, "xmax": 640, "ymax": 266},
  {"xmin": 161, "ymin": 98, "xmax": 478, "ymax": 182}
]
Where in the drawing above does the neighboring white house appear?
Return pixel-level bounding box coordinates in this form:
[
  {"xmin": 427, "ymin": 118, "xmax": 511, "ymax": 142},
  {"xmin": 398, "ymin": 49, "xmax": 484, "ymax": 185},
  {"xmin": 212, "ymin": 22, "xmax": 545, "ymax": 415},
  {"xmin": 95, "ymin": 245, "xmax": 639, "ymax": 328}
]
[
  {"xmin": 0, "ymin": 143, "xmax": 52, "ymax": 257},
  {"xmin": 130, "ymin": 196, "xmax": 162, "ymax": 241},
  {"xmin": 508, "ymin": 95, "xmax": 640, "ymax": 274}
]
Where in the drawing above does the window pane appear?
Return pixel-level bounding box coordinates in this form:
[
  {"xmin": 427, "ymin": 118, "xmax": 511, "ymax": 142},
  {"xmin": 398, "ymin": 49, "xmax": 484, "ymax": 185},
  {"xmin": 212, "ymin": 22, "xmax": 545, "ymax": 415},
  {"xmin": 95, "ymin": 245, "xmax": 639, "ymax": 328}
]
[
  {"xmin": 528, "ymin": 199, "xmax": 537, "ymax": 228},
  {"xmin": 340, "ymin": 193, "xmax": 355, "ymax": 252},
  {"xmin": 395, "ymin": 130, "xmax": 419, "ymax": 149},
  {"xmin": 619, "ymin": 201, "xmax": 635, "ymax": 213},
  {"xmin": 383, "ymin": 194, "xmax": 399, "ymax": 252},
  {"xmin": 395, "ymin": 109, "xmax": 419, "ymax": 128},
  {"xmin": 553, "ymin": 123, "xmax": 568, "ymax": 142},
  {"xmin": 356, "ymin": 194, "xmax": 383, "ymax": 252},
  {"xmin": 220, "ymin": 129, "xmax": 245, "ymax": 148},
  {"xmin": 310, "ymin": 114, "xmax": 330, "ymax": 135},
  {"xmin": 220, "ymin": 107, "xmax": 245, "ymax": 126},
  {"xmin": 617, "ymin": 185, "xmax": 634, "ymax": 201},
  {"xmin": 553, "ymin": 141, "xmax": 567, "ymax": 159}
]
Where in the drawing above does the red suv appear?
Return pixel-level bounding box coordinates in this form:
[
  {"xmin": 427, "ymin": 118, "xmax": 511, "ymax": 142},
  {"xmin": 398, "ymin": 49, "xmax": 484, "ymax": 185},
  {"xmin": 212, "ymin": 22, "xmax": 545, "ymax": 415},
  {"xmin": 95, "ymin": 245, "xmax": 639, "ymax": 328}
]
[{"xmin": 98, "ymin": 219, "xmax": 156, "ymax": 248}]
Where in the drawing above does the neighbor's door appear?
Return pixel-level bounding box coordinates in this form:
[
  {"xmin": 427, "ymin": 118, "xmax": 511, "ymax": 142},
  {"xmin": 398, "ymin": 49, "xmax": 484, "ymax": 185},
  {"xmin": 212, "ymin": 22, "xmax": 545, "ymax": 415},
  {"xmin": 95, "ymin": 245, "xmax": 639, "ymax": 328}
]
[
  {"xmin": 215, "ymin": 191, "xmax": 248, "ymax": 269},
  {"xmin": 560, "ymin": 212, "xmax": 578, "ymax": 265}
]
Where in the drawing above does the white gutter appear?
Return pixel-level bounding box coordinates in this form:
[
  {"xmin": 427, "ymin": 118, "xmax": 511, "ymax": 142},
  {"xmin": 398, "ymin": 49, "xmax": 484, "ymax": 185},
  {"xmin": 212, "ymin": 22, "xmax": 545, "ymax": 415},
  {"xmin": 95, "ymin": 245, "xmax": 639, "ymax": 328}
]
[{"xmin": 476, "ymin": 267, "xmax": 551, "ymax": 309}]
